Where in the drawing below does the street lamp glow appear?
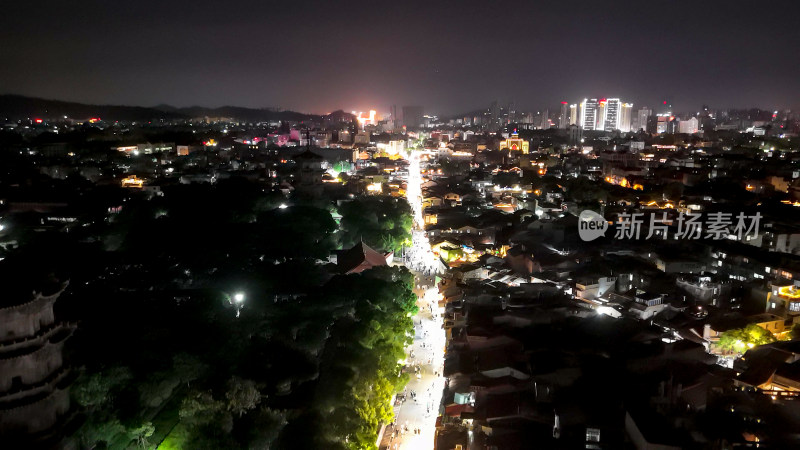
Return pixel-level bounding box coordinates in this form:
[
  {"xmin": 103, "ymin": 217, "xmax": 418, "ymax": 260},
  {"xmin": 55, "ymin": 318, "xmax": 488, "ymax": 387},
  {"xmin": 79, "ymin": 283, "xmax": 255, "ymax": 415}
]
[
  {"xmin": 278, "ymin": 203, "xmax": 288, "ymax": 209},
  {"xmin": 232, "ymin": 292, "xmax": 245, "ymax": 317}
]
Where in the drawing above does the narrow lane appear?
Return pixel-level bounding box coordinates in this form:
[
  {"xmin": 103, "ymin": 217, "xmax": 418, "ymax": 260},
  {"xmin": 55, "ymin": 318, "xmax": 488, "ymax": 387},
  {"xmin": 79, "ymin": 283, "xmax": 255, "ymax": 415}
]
[
  {"xmin": 381, "ymin": 273, "xmax": 445, "ymax": 450},
  {"xmin": 380, "ymin": 149, "xmax": 445, "ymax": 450}
]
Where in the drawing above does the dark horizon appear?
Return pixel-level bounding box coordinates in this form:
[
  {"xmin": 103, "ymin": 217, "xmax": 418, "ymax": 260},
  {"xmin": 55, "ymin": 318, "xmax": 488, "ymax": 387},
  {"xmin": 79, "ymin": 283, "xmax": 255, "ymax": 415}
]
[
  {"xmin": 0, "ymin": 92, "xmax": 793, "ymax": 120},
  {"xmin": 2, "ymin": 0, "xmax": 799, "ymax": 115}
]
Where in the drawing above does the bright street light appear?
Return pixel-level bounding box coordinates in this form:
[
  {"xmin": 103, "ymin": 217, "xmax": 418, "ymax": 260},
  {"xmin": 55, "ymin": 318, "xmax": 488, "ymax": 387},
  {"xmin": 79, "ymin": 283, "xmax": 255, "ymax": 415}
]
[{"xmin": 231, "ymin": 292, "xmax": 245, "ymax": 317}]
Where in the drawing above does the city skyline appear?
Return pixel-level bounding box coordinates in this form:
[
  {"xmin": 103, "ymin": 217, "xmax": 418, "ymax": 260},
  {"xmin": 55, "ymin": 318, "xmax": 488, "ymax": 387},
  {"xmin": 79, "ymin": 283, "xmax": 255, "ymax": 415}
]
[
  {"xmin": 3, "ymin": 2, "xmax": 800, "ymax": 449},
  {"xmin": 0, "ymin": 92, "xmax": 788, "ymax": 122}
]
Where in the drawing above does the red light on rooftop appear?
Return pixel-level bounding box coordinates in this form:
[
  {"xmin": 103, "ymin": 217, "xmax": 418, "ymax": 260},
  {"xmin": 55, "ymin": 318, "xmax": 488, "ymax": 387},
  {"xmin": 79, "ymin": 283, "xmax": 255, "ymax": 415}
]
[
  {"xmin": 561, "ymin": 101, "xmax": 568, "ymax": 104},
  {"xmin": 663, "ymin": 101, "xmax": 667, "ymax": 105},
  {"xmin": 35, "ymin": 118, "xmax": 43, "ymax": 123}
]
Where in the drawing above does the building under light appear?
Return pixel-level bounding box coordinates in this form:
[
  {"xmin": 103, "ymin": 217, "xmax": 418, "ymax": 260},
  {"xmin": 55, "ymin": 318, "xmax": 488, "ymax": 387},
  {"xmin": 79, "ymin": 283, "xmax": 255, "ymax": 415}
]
[
  {"xmin": 499, "ymin": 131, "xmax": 530, "ymax": 154},
  {"xmin": 656, "ymin": 114, "xmax": 677, "ymax": 134},
  {"xmin": 121, "ymin": 175, "xmax": 144, "ymax": 188},
  {"xmin": 604, "ymin": 98, "xmax": 620, "ymax": 131},
  {"xmin": 116, "ymin": 143, "xmax": 175, "ymax": 154},
  {"xmin": 596, "ymin": 98, "xmax": 627, "ymax": 131},
  {"xmin": 597, "ymin": 99, "xmax": 608, "ymax": 130},
  {"xmin": 376, "ymin": 140, "xmax": 405, "ymax": 156},
  {"xmin": 619, "ymin": 103, "xmax": 634, "ymax": 132},
  {"xmin": 679, "ymin": 117, "xmax": 699, "ymax": 134},
  {"xmin": 353, "ymin": 110, "xmax": 377, "ymax": 128},
  {"xmin": 574, "ymin": 99, "xmax": 631, "ymax": 131},
  {"xmin": 580, "ymin": 99, "xmax": 599, "ymax": 131}
]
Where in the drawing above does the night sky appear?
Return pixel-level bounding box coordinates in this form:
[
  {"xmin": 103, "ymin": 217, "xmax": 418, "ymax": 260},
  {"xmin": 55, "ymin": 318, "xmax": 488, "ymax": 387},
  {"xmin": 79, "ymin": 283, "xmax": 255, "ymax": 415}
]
[{"xmin": 2, "ymin": 0, "xmax": 798, "ymax": 114}]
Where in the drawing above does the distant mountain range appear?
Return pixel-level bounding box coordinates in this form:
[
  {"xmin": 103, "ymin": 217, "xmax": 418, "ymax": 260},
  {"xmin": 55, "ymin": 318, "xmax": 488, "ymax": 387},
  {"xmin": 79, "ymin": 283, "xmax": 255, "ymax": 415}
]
[{"xmin": 0, "ymin": 95, "xmax": 350, "ymax": 123}]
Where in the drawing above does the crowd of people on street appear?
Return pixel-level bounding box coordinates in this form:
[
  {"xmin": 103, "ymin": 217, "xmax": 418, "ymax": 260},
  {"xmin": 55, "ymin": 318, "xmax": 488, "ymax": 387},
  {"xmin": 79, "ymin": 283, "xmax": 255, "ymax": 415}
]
[
  {"xmin": 381, "ymin": 150, "xmax": 446, "ymax": 450},
  {"xmin": 402, "ymin": 230, "xmax": 440, "ymax": 276}
]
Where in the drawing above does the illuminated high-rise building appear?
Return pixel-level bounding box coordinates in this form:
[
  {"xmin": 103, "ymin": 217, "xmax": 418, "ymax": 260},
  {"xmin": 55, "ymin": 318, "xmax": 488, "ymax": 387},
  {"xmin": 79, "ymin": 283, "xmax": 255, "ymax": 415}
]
[
  {"xmin": 569, "ymin": 104, "xmax": 578, "ymax": 125},
  {"xmin": 603, "ymin": 98, "xmax": 623, "ymax": 131},
  {"xmin": 679, "ymin": 117, "xmax": 699, "ymax": 134},
  {"xmin": 656, "ymin": 114, "xmax": 677, "ymax": 134},
  {"xmin": 580, "ymin": 98, "xmax": 599, "ymax": 130},
  {"xmin": 619, "ymin": 102, "xmax": 633, "ymax": 132},
  {"xmin": 575, "ymin": 97, "xmax": 631, "ymax": 131},
  {"xmin": 597, "ymin": 99, "xmax": 608, "ymax": 130},
  {"xmin": 558, "ymin": 102, "xmax": 569, "ymax": 129}
]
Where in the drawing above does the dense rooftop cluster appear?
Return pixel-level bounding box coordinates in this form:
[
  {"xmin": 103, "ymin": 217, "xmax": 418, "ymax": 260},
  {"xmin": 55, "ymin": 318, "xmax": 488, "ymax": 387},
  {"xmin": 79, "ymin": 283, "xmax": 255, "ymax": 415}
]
[{"xmin": 1, "ymin": 98, "xmax": 800, "ymax": 449}]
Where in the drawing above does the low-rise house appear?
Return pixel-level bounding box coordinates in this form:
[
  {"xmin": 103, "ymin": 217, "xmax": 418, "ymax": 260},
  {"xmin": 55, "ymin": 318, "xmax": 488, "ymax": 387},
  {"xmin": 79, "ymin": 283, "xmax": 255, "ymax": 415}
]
[
  {"xmin": 733, "ymin": 342, "xmax": 800, "ymax": 392},
  {"xmin": 334, "ymin": 241, "xmax": 391, "ymax": 274}
]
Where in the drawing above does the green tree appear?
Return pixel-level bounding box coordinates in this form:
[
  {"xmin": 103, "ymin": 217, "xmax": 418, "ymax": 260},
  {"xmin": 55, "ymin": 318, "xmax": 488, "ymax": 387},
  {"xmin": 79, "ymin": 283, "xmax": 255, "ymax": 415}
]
[
  {"xmin": 179, "ymin": 390, "xmax": 225, "ymax": 427},
  {"xmin": 128, "ymin": 422, "xmax": 155, "ymax": 449},
  {"xmin": 718, "ymin": 324, "xmax": 776, "ymax": 351},
  {"xmin": 77, "ymin": 414, "xmax": 126, "ymax": 448},
  {"xmin": 339, "ymin": 196, "xmax": 412, "ymax": 253},
  {"xmin": 333, "ymin": 160, "xmax": 353, "ymax": 173},
  {"xmin": 225, "ymin": 377, "xmax": 261, "ymax": 418},
  {"xmin": 244, "ymin": 407, "xmax": 287, "ymax": 449},
  {"xmin": 308, "ymin": 267, "xmax": 416, "ymax": 448},
  {"xmin": 256, "ymin": 204, "xmax": 338, "ymax": 259},
  {"xmin": 172, "ymin": 353, "xmax": 208, "ymax": 388},
  {"xmin": 440, "ymin": 158, "xmax": 470, "ymax": 176},
  {"xmin": 72, "ymin": 366, "xmax": 133, "ymax": 408},
  {"xmin": 138, "ymin": 371, "xmax": 181, "ymax": 408},
  {"xmin": 564, "ymin": 176, "xmax": 608, "ymax": 204}
]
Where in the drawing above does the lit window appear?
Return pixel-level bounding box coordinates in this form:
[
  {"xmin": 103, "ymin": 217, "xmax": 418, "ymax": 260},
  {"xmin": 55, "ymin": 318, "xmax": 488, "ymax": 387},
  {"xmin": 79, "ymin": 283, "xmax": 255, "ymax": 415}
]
[{"xmin": 586, "ymin": 428, "xmax": 601, "ymax": 443}]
